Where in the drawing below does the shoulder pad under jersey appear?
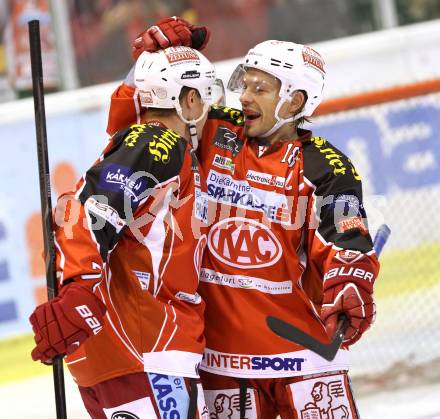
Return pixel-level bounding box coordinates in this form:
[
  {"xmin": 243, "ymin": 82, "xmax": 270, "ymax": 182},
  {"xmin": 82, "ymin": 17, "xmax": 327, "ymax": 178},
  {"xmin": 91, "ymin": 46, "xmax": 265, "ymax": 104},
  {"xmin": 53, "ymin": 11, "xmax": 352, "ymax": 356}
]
[
  {"xmin": 302, "ymin": 136, "xmax": 361, "ymax": 185},
  {"xmin": 102, "ymin": 123, "xmax": 188, "ymax": 185},
  {"xmin": 117, "ymin": 123, "xmax": 186, "ymax": 161},
  {"xmin": 208, "ymin": 105, "xmax": 245, "ymax": 126}
]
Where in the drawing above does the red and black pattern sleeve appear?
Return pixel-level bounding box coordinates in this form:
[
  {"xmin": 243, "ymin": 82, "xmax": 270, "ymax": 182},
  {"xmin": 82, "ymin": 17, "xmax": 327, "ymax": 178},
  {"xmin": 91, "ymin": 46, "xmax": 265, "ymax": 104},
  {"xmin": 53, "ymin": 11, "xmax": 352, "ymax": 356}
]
[
  {"xmin": 54, "ymin": 124, "xmax": 187, "ymax": 287},
  {"xmin": 301, "ymin": 136, "xmax": 379, "ymax": 300}
]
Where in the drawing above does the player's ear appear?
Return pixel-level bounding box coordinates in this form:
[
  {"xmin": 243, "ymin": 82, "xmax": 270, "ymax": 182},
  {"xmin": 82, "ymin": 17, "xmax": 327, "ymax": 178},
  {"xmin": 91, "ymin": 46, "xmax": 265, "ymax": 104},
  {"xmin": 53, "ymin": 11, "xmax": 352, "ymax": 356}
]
[
  {"xmin": 288, "ymin": 90, "xmax": 306, "ymax": 116},
  {"xmin": 180, "ymin": 88, "xmax": 199, "ymax": 119},
  {"xmin": 188, "ymin": 89, "xmax": 200, "ymax": 107}
]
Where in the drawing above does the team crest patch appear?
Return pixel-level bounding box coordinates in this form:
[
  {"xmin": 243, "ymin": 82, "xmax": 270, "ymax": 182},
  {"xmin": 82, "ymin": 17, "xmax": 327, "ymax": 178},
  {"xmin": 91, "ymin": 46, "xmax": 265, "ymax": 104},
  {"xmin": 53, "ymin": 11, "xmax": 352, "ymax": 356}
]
[
  {"xmin": 287, "ymin": 373, "xmax": 354, "ymax": 419},
  {"xmin": 204, "ymin": 388, "xmax": 259, "ymax": 419},
  {"xmin": 212, "ymin": 126, "xmax": 243, "ymax": 156}
]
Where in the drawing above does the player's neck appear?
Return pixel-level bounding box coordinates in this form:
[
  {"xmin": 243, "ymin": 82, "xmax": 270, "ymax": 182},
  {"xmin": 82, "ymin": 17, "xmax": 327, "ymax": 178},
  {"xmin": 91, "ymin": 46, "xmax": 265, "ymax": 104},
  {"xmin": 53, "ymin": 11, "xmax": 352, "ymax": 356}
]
[{"xmin": 141, "ymin": 113, "xmax": 189, "ymax": 142}]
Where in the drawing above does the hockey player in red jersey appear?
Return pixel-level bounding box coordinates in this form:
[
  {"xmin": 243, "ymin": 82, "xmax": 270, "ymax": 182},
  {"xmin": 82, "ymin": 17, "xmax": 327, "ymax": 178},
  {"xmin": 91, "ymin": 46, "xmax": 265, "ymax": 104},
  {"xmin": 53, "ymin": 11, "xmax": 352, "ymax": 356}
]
[
  {"xmin": 106, "ymin": 17, "xmax": 380, "ymax": 419},
  {"xmin": 28, "ymin": 46, "xmax": 216, "ymax": 419}
]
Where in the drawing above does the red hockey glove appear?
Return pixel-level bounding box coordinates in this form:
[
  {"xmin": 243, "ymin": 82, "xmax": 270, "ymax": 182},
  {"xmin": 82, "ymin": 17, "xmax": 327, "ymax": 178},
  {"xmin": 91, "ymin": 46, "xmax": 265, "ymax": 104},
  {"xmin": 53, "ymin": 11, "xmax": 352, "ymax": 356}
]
[
  {"xmin": 132, "ymin": 16, "xmax": 211, "ymax": 59},
  {"xmin": 29, "ymin": 282, "xmax": 106, "ymax": 363},
  {"xmin": 321, "ymin": 264, "xmax": 376, "ymax": 347}
]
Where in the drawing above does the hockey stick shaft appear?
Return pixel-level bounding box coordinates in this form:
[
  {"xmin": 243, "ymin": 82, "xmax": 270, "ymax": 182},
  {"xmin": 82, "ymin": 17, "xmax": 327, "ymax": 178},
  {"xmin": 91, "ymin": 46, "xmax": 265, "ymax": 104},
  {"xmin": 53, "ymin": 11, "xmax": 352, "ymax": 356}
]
[
  {"xmin": 373, "ymin": 223, "xmax": 391, "ymax": 256},
  {"xmin": 267, "ymin": 224, "xmax": 391, "ymax": 361},
  {"xmin": 28, "ymin": 20, "xmax": 67, "ymax": 419}
]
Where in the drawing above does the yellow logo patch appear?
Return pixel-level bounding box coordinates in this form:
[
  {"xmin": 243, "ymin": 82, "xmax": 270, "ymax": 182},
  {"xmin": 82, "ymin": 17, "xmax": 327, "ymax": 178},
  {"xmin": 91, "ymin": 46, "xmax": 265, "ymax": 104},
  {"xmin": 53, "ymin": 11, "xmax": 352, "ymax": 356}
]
[
  {"xmin": 311, "ymin": 137, "xmax": 360, "ymax": 180},
  {"xmin": 124, "ymin": 124, "xmax": 147, "ymax": 147},
  {"xmin": 213, "ymin": 105, "xmax": 244, "ymax": 125},
  {"xmin": 148, "ymin": 129, "xmax": 181, "ymax": 164}
]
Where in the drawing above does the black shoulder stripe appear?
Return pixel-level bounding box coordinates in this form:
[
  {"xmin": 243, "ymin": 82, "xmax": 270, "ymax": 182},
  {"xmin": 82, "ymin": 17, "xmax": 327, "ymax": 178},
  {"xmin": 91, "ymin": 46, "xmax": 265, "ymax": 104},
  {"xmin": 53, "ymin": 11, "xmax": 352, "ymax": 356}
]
[
  {"xmin": 302, "ymin": 136, "xmax": 361, "ymax": 185},
  {"xmin": 78, "ymin": 123, "xmax": 188, "ymax": 260},
  {"xmin": 302, "ymin": 137, "xmax": 373, "ymax": 252},
  {"xmin": 80, "ymin": 123, "xmax": 188, "ymax": 209},
  {"xmin": 110, "ymin": 126, "xmax": 132, "ymax": 148},
  {"xmin": 108, "ymin": 124, "xmax": 187, "ymax": 174},
  {"xmin": 208, "ymin": 105, "xmax": 245, "ymax": 126}
]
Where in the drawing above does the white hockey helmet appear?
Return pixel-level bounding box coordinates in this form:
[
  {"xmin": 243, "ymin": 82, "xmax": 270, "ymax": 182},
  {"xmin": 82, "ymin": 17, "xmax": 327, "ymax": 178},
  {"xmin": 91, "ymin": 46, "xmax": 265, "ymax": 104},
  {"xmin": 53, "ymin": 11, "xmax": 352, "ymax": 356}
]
[
  {"xmin": 228, "ymin": 40, "xmax": 326, "ymax": 136},
  {"xmin": 135, "ymin": 47, "xmax": 219, "ymax": 147},
  {"xmin": 135, "ymin": 46, "xmax": 217, "ymax": 111}
]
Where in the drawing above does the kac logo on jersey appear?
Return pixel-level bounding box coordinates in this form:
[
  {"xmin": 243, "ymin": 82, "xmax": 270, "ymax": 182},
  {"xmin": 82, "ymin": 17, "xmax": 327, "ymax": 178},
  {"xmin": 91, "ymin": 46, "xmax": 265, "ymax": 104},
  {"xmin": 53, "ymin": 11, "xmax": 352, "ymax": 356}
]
[
  {"xmin": 207, "ymin": 217, "xmax": 282, "ymax": 269},
  {"xmin": 148, "ymin": 373, "xmax": 189, "ymax": 419}
]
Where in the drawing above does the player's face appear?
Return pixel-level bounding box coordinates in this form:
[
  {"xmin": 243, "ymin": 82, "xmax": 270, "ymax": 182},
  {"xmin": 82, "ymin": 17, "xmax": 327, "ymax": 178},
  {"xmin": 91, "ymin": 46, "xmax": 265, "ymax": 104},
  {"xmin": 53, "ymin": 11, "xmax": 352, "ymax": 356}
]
[{"xmin": 239, "ymin": 68, "xmax": 281, "ymax": 138}]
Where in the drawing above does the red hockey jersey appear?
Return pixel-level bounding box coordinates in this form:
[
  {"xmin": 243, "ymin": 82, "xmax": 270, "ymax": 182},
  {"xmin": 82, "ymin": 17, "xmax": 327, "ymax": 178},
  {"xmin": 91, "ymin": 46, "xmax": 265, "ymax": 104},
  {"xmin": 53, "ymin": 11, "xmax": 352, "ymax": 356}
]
[
  {"xmin": 107, "ymin": 84, "xmax": 380, "ymax": 380},
  {"xmin": 55, "ymin": 123, "xmax": 208, "ymax": 387}
]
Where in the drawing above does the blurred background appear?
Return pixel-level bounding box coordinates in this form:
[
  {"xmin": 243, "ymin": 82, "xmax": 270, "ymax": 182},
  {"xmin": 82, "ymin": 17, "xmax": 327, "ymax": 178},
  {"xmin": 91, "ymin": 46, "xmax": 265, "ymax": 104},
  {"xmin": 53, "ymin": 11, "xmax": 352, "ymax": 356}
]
[
  {"xmin": 1, "ymin": 0, "xmax": 440, "ymax": 418},
  {"xmin": 1, "ymin": 0, "xmax": 440, "ymax": 98}
]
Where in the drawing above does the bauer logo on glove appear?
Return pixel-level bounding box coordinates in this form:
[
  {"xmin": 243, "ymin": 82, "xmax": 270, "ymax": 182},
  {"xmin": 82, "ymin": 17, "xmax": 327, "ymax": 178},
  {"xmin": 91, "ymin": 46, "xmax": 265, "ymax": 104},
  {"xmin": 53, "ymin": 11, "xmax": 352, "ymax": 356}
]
[
  {"xmin": 321, "ymin": 254, "xmax": 377, "ymax": 347},
  {"xmin": 75, "ymin": 304, "xmax": 103, "ymax": 335},
  {"xmin": 29, "ymin": 282, "xmax": 106, "ymax": 363}
]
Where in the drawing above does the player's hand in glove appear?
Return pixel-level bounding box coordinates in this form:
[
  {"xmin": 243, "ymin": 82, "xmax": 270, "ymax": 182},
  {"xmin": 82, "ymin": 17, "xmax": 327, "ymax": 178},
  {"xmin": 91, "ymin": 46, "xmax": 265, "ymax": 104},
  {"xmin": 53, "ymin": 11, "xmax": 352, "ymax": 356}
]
[
  {"xmin": 132, "ymin": 16, "xmax": 211, "ymax": 59},
  {"xmin": 29, "ymin": 282, "xmax": 106, "ymax": 363},
  {"xmin": 321, "ymin": 267, "xmax": 375, "ymax": 347}
]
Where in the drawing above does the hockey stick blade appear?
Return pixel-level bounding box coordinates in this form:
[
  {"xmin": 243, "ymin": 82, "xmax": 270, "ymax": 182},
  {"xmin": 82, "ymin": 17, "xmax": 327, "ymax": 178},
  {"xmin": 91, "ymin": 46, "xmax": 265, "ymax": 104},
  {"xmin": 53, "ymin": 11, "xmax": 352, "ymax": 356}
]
[
  {"xmin": 267, "ymin": 315, "xmax": 349, "ymax": 361},
  {"xmin": 266, "ymin": 224, "xmax": 390, "ymax": 361}
]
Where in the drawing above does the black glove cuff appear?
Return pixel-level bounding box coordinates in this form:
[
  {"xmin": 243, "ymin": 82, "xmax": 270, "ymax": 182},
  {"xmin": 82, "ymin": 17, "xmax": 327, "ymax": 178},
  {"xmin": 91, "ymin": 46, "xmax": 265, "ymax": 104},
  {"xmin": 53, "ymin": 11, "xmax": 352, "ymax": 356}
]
[{"xmin": 191, "ymin": 28, "xmax": 208, "ymax": 50}]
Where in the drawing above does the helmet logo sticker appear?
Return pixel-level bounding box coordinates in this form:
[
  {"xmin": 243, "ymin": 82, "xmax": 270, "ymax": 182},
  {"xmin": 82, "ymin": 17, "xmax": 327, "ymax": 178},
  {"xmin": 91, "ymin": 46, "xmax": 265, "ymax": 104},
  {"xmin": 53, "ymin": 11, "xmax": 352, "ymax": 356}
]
[
  {"xmin": 302, "ymin": 46, "xmax": 326, "ymax": 75},
  {"xmin": 155, "ymin": 87, "xmax": 167, "ymax": 99},
  {"xmin": 165, "ymin": 46, "xmax": 200, "ymax": 64},
  {"xmin": 181, "ymin": 70, "xmax": 201, "ymax": 79},
  {"xmin": 141, "ymin": 91, "xmax": 153, "ymax": 105}
]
